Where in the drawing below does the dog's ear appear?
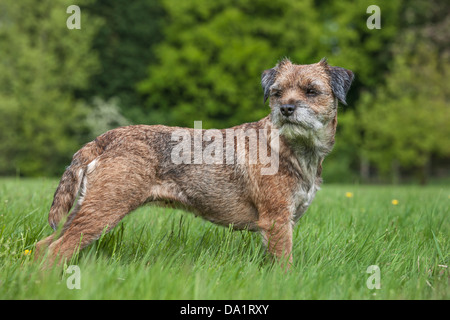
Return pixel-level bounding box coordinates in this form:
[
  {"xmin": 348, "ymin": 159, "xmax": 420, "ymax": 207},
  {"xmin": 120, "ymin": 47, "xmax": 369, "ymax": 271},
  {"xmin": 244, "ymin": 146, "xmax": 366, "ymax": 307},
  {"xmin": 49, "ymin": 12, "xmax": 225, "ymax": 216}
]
[
  {"xmin": 261, "ymin": 68, "xmax": 277, "ymax": 104},
  {"xmin": 327, "ymin": 65, "xmax": 354, "ymax": 106}
]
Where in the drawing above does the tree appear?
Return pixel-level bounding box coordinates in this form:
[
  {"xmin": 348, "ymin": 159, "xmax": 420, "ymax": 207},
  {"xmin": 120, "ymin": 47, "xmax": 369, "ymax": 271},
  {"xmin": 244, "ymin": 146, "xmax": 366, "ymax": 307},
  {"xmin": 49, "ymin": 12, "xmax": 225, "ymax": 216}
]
[
  {"xmin": 78, "ymin": 0, "xmax": 165, "ymax": 124},
  {"xmin": 0, "ymin": 0, "xmax": 101, "ymax": 176},
  {"xmin": 360, "ymin": 40, "xmax": 450, "ymax": 183},
  {"xmin": 138, "ymin": 0, "xmax": 331, "ymax": 129},
  {"xmin": 314, "ymin": 0, "xmax": 404, "ymax": 183},
  {"xmin": 357, "ymin": 0, "xmax": 450, "ymax": 184}
]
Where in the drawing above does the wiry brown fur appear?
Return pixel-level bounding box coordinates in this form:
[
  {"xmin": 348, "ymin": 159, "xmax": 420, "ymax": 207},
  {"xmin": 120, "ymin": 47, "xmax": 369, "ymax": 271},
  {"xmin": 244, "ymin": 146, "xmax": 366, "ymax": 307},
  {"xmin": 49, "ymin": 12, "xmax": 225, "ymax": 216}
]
[{"xmin": 35, "ymin": 58, "xmax": 353, "ymax": 268}]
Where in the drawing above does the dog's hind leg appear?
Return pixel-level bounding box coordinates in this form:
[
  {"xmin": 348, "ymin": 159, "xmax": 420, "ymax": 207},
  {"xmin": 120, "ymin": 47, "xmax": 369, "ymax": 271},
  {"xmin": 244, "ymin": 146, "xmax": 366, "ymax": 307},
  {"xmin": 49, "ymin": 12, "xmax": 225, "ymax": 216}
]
[
  {"xmin": 45, "ymin": 204, "xmax": 128, "ymax": 266},
  {"xmin": 35, "ymin": 234, "xmax": 57, "ymax": 260},
  {"xmin": 43, "ymin": 154, "xmax": 150, "ymax": 266},
  {"xmin": 35, "ymin": 181, "xmax": 86, "ymax": 261}
]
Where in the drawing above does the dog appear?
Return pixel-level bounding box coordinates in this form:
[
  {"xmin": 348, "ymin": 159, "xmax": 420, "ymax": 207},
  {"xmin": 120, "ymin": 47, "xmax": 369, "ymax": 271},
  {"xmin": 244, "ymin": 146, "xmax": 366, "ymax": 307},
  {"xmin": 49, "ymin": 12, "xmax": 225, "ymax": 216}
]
[{"xmin": 35, "ymin": 58, "xmax": 353, "ymax": 267}]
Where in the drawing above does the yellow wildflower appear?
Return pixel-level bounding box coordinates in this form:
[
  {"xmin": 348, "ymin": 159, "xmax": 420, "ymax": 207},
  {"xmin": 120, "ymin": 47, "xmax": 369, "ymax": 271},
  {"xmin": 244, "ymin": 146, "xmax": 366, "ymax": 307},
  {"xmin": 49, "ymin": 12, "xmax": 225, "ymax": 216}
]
[
  {"xmin": 346, "ymin": 192, "xmax": 354, "ymax": 198},
  {"xmin": 391, "ymin": 199, "xmax": 399, "ymax": 205}
]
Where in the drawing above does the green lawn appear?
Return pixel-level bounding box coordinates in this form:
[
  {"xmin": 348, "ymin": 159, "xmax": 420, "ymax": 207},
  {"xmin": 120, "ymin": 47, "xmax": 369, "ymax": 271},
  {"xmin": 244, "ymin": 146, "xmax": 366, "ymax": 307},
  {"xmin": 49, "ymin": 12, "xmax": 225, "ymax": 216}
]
[{"xmin": 0, "ymin": 178, "xmax": 448, "ymax": 299}]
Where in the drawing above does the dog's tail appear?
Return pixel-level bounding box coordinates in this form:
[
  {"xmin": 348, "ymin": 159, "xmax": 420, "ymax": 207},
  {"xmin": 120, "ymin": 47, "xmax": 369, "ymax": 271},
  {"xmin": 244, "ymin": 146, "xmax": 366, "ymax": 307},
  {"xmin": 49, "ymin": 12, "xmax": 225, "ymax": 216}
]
[{"xmin": 48, "ymin": 140, "xmax": 102, "ymax": 231}]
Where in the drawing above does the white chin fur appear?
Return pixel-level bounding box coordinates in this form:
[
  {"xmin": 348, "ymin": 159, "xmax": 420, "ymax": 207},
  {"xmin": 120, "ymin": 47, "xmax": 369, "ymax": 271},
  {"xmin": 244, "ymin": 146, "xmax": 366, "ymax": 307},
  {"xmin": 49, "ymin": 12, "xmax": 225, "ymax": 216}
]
[{"xmin": 279, "ymin": 123, "xmax": 310, "ymax": 140}]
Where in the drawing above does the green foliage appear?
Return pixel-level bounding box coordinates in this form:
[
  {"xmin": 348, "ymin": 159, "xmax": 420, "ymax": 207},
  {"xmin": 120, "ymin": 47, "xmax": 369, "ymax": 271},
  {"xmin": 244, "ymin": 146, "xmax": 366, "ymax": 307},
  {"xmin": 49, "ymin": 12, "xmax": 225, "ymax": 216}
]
[
  {"xmin": 322, "ymin": 108, "xmax": 361, "ymax": 183},
  {"xmin": 84, "ymin": 98, "xmax": 131, "ymax": 138},
  {"xmin": 138, "ymin": 0, "xmax": 331, "ymax": 128},
  {"xmin": 137, "ymin": 0, "xmax": 404, "ymax": 129},
  {"xmin": 78, "ymin": 0, "xmax": 165, "ymax": 123},
  {"xmin": 315, "ymin": 0, "xmax": 402, "ymax": 89},
  {"xmin": 0, "ymin": 0, "xmax": 448, "ymax": 182},
  {"xmin": 0, "ymin": 0, "xmax": 101, "ymax": 176},
  {"xmin": 358, "ymin": 0, "xmax": 450, "ymax": 183},
  {"xmin": 325, "ymin": 0, "xmax": 450, "ymax": 183},
  {"xmin": 361, "ymin": 44, "xmax": 450, "ymax": 176}
]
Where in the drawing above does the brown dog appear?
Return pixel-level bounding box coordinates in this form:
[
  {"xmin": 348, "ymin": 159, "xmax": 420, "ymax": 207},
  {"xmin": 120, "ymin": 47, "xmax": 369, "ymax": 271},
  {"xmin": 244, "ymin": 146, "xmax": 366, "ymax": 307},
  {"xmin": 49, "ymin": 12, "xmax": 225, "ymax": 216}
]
[{"xmin": 35, "ymin": 58, "xmax": 353, "ymax": 267}]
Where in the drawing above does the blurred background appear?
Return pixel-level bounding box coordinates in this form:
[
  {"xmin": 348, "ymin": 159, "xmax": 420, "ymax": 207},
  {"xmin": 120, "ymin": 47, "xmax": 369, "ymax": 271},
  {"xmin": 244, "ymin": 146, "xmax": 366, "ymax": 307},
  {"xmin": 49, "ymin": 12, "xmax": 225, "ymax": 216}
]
[{"xmin": 0, "ymin": 0, "xmax": 448, "ymax": 184}]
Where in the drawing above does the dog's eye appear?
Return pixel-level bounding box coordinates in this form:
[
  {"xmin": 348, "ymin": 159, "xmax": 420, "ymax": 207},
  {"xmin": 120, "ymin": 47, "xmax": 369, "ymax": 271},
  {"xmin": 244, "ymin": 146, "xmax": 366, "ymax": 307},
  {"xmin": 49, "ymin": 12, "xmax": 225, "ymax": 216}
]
[
  {"xmin": 271, "ymin": 90, "xmax": 282, "ymax": 98},
  {"xmin": 306, "ymin": 88, "xmax": 318, "ymax": 96}
]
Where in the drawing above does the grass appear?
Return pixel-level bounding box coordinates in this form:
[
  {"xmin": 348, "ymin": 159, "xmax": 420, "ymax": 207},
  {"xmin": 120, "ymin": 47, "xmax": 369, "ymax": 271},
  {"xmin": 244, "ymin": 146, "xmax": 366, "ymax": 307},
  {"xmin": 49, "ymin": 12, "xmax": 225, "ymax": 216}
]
[{"xmin": 0, "ymin": 177, "xmax": 448, "ymax": 299}]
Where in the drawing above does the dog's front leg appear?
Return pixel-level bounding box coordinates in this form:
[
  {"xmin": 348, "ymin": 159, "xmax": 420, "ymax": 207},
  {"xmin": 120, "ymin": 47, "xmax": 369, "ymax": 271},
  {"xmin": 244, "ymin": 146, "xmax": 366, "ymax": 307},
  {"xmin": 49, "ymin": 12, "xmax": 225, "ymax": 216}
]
[{"xmin": 258, "ymin": 216, "xmax": 293, "ymax": 270}]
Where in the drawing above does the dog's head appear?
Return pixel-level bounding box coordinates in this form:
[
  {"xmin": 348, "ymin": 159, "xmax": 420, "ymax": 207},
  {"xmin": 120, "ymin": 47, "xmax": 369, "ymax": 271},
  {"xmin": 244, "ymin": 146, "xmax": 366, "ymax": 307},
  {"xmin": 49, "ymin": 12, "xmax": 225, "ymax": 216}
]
[{"xmin": 261, "ymin": 58, "xmax": 353, "ymax": 140}]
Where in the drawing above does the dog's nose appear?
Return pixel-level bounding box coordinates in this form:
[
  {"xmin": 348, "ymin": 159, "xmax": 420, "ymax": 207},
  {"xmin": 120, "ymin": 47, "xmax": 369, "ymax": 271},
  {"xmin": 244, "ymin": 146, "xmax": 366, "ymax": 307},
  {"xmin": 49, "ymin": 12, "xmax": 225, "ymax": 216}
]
[{"xmin": 280, "ymin": 104, "xmax": 296, "ymax": 117}]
